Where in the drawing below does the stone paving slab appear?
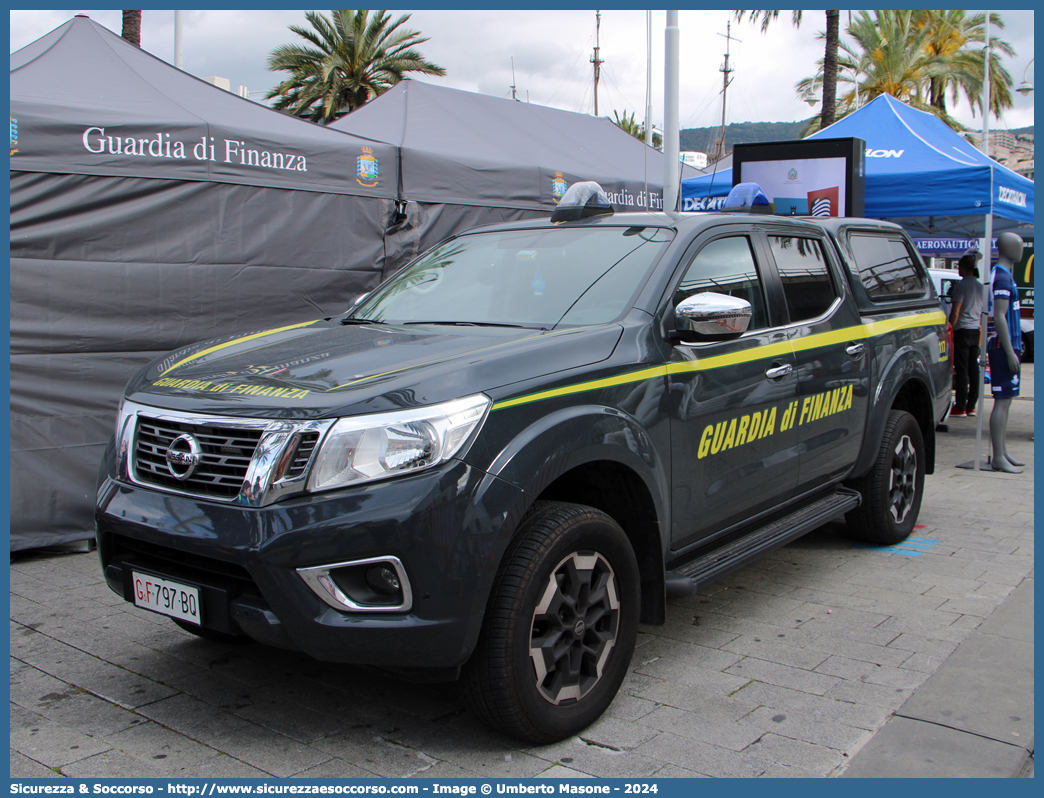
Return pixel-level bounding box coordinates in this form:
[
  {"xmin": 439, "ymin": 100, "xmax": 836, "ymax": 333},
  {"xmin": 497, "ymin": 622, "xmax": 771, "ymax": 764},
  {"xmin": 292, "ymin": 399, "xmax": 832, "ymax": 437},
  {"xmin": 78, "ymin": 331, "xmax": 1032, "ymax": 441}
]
[
  {"xmin": 840, "ymin": 717, "xmax": 1029, "ymax": 778},
  {"xmin": 899, "ymin": 621, "xmax": 1033, "ymax": 744},
  {"xmin": 9, "ymin": 368, "xmax": 1034, "ymax": 778}
]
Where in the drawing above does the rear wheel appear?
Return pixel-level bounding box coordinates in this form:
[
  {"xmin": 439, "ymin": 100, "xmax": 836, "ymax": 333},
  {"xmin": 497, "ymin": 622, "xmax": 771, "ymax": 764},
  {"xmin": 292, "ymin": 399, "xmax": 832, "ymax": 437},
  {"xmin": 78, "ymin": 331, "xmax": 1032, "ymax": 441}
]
[
  {"xmin": 463, "ymin": 501, "xmax": 640, "ymax": 743},
  {"xmin": 846, "ymin": 410, "xmax": 925, "ymax": 544}
]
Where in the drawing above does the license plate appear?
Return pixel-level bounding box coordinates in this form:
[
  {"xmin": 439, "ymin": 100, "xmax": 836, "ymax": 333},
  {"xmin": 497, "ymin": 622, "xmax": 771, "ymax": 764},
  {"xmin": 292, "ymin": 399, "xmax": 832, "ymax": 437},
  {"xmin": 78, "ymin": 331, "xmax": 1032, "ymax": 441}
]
[{"xmin": 131, "ymin": 571, "xmax": 201, "ymax": 625}]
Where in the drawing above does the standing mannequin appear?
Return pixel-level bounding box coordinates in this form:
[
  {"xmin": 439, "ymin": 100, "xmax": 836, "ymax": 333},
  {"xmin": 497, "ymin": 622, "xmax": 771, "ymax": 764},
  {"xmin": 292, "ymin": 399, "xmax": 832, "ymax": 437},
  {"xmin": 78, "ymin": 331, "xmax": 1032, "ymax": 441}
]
[{"xmin": 987, "ymin": 232, "xmax": 1026, "ymax": 473}]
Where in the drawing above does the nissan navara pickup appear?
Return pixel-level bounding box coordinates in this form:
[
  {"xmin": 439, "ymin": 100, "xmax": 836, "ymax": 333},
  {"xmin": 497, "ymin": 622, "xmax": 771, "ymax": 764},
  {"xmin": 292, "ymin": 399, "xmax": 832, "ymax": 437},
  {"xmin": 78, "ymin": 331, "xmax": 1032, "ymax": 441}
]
[{"xmin": 96, "ymin": 183, "xmax": 951, "ymax": 743}]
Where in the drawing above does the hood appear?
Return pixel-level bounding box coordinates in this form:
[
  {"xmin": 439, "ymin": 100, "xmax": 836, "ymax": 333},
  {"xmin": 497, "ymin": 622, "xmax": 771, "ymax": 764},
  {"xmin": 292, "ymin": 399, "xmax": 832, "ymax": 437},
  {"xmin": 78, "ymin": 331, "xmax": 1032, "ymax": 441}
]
[{"xmin": 126, "ymin": 318, "xmax": 623, "ymax": 418}]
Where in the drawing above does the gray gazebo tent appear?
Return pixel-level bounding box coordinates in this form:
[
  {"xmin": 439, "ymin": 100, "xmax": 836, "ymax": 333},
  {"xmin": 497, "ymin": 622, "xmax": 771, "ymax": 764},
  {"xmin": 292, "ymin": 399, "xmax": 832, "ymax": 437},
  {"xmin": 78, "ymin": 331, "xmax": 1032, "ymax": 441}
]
[
  {"xmin": 11, "ymin": 20, "xmax": 699, "ymax": 551},
  {"xmin": 331, "ymin": 80, "xmax": 701, "ymax": 276},
  {"xmin": 10, "ymin": 16, "xmax": 399, "ymax": 550}
]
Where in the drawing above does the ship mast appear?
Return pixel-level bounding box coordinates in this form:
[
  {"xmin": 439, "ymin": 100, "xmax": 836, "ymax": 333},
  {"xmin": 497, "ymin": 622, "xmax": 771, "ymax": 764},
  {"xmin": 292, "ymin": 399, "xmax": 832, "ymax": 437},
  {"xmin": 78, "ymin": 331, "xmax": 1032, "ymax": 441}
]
[
  {"xmin": 591, "ymin": 10, "xmax": 604, "ymax": 115},
  {"xmin": 713, "ymin": 21, "xmax": 739, "ymax": 162}
]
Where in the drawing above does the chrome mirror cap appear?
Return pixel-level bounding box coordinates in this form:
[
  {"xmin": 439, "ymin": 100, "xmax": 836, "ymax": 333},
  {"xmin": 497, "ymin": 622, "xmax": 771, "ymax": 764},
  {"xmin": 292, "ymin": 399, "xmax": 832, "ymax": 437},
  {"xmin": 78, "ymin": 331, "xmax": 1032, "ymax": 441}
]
[{"xmin": 675, "ymin": 292, "xmax": 752, "ymax": 337}]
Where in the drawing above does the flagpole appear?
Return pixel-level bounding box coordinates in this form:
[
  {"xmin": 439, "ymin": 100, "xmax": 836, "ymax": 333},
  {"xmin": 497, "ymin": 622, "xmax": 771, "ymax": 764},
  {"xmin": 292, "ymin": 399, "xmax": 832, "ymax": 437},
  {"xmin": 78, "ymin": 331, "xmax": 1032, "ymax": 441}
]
[{"xmin": 663, "ymin": 11, "xmax": 680, "ymax": 213}]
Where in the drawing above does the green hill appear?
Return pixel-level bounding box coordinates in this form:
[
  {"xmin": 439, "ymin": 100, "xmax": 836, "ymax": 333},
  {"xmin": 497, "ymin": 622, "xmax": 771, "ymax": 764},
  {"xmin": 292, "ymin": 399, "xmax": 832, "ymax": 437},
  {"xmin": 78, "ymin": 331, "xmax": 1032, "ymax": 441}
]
[{"xmin": 680, "ymin": 120, "xmax": 811, "ymax": 154}]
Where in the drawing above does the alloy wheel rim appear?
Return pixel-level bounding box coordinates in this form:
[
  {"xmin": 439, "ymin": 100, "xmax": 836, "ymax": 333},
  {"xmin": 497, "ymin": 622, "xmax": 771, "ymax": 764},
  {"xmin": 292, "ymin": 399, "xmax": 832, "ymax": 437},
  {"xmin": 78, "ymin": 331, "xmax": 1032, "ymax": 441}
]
[
  {"xmin": 889, "ymin": 434, "xmax": 918, "ymax": 524},
  {"xmin": 529, "ymin": 550, "xmax": 620, "ymax": 705}
]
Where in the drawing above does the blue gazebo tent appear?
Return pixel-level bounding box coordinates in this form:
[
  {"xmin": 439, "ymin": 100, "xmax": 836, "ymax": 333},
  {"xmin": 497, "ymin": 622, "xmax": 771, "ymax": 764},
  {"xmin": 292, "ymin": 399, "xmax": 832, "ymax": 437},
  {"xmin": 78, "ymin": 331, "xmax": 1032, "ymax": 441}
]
[{"xmin": 681, "ymin": 94, "xmax": 1033, "ymax": 238}]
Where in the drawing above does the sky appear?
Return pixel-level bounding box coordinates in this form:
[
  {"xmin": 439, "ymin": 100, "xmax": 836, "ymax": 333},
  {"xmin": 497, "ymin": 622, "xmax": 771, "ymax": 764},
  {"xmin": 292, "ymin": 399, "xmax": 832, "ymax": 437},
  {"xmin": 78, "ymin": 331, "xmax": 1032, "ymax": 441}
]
[{"xmin": 9, "ymin": 9, "xmax": 1037, "ymax": 135}]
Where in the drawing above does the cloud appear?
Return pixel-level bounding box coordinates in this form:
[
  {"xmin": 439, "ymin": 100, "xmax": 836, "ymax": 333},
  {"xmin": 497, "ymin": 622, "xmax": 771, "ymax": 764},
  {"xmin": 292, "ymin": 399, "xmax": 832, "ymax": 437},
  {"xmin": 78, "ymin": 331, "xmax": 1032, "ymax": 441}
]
[{"xmin": 10, "ymin": 9, "xmax": 1034, "ymax": 129}]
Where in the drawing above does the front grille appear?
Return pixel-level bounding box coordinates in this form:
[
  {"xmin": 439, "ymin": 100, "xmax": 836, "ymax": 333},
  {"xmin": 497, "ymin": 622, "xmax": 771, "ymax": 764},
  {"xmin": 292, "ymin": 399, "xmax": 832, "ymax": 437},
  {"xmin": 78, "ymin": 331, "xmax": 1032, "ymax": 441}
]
[
  {"xmin": 285, "ymin": 432, "xmax": 320, "ymax": 479},
  {"xmin": 134, "ymin": 416, "xmax": 264, "ymax": 499}
]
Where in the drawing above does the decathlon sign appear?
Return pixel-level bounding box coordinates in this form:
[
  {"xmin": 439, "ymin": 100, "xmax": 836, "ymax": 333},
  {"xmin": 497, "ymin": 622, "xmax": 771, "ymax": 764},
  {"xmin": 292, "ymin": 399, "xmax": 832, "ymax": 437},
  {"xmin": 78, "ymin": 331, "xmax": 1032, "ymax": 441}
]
[
  {"xmin": 865, "ymin": 148, "xmax": 904, "ymax": 158},
  {"xmin": 998, "ymin": 186, "xmax": 1028, "ymax": 209},
  {"xmin": 683, "ymin": 196, "xmax": 727, "ymax": 212}
]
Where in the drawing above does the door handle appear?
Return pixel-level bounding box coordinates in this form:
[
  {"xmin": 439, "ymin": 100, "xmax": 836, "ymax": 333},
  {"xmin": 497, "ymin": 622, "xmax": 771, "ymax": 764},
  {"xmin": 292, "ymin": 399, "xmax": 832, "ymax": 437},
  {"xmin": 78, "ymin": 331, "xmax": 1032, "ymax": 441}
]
[
  {"xmin": 846, "ymin": 343, "xmax": 866, "ymax": 357},
  {"xmin": 765, "ymin": 363, "xmax": 793, "ymax": 380}
]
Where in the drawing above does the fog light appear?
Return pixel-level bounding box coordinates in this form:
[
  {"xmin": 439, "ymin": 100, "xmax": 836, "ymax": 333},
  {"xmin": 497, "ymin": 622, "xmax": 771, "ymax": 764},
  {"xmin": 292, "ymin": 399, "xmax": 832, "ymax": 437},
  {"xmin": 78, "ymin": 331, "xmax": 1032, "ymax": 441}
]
[
  {"xmin": 366, "ymin": 565, "xmax": 401, "ymax": 595},
  {"xmin": 297, "ymin": 556, "xmax": 412, "ymax": 613}
]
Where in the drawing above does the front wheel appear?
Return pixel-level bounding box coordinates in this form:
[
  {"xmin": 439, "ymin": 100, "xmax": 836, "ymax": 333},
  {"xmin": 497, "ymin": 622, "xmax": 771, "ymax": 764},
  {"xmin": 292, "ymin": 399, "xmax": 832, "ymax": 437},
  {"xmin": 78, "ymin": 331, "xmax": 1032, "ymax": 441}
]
[
  {"xmin": 463, "ymin": 501, "xmax": 640, "ymax": 743},
  {"xmin": 846, "ymin": 409, "xmax": 925, "ymax": 544}
]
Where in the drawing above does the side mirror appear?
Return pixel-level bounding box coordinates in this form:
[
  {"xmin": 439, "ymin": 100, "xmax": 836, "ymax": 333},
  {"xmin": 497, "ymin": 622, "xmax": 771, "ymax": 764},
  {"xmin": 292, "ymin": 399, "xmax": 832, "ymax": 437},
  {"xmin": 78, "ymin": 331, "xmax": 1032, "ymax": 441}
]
[
  {"xmin": 674, "ymin": 292, "xmax": 752, "ymax": 340},
  {"xmin": 347, "ymin": 292, "xmax": 369, "ymax": 313}
]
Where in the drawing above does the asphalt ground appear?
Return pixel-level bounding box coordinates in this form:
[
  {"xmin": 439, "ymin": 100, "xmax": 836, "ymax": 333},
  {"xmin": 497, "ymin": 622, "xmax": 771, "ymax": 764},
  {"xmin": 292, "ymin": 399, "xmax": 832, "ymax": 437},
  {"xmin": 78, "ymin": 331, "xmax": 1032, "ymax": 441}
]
[{"xmin": 10, "ymin": 366, "xmax": 1034, "ymax": 779}]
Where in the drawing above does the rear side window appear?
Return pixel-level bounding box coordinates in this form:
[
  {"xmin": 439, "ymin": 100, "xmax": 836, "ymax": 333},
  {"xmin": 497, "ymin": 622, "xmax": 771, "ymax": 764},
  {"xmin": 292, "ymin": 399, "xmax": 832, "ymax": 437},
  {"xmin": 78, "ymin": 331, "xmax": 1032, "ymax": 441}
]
[
  {"xmin": 769, "ymin": 236, "xmax": 837, "ymax": 322},
  {"xmin": 848, "ymin": 234, "xmax": 926, "ymax": 299}
]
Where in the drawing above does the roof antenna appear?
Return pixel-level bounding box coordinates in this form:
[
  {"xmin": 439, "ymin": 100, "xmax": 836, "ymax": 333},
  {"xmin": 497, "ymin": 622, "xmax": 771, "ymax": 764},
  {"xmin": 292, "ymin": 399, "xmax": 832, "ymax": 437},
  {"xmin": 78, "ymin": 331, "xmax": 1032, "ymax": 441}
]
[{"xmin": 510, "ymin": 57, "xmax": 518, "ymax": 101}]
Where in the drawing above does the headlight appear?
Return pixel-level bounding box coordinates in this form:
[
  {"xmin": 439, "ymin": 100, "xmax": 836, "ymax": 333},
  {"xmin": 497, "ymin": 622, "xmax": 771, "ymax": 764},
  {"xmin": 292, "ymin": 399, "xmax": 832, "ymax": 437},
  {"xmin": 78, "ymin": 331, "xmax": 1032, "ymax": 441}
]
[{"xmin": 308, "ymin": 394, "xmax": 491, "ymax": 492}]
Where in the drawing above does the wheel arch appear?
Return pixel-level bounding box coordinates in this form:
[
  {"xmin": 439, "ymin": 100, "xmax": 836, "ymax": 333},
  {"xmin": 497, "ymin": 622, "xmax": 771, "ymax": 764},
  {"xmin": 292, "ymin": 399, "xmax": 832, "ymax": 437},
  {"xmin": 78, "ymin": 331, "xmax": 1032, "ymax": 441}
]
[
  {"xmin": 536, "ymin": 460, "xmax": 665, "ymax": 625},
  {"xmin": 855, "ymin": 348, "xmax": 938, "ymax": 478},
  {"xmin": 479, "ymin": 404, "xmax": 671, "ymax": 626}
]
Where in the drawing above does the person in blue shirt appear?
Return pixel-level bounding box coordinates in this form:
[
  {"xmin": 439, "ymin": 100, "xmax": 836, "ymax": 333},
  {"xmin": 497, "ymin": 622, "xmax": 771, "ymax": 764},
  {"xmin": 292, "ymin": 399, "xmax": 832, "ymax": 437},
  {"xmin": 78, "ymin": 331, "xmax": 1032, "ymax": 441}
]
[{"xmin": 987, "ymin": 232, "xmax": 1026, "ymax": 474}]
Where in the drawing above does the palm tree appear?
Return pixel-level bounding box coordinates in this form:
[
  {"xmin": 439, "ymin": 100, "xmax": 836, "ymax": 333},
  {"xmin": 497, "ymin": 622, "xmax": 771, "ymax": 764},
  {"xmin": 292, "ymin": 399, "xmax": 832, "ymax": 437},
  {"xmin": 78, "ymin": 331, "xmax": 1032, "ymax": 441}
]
[
  {"xmin": 610, "ymin": 110, "xmax": 662, "ymax": 148},
  {"xmin": 611, "ymin": 110, "xmax": 641, "ymax": 137},
  {"xmin": 796, "ymin": 10, "xmax": 1015, "ymax": 134},
  {"xmin": 122, "ymin": 10, "xmax": 141, "ymax": 47},
  {"xmin": 735, "ymin": 10, "xmax": 840, "ymax": 130},
  {"xmin": 912, "ymin": 10, "xmax": 1015, "ymax": 119},
  {"xmin": 796, "ymin": 11, "xmax": 952, "ymax": 132},
  {"xmin": 266, "ymin": 10, "xmax": 446, "ymax": 123}
]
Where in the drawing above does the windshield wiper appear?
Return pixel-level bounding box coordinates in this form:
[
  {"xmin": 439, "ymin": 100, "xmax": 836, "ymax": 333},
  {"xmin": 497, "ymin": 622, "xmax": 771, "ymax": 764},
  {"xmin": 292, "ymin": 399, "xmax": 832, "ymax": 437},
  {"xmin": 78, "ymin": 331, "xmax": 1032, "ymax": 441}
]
[
  {"xmin": 340, "ymin": 317, "xmax": 384, "ymax": 325},
  {"xmin": 399, "ymin": 321, "xmax": 540, "ymax": 329}
]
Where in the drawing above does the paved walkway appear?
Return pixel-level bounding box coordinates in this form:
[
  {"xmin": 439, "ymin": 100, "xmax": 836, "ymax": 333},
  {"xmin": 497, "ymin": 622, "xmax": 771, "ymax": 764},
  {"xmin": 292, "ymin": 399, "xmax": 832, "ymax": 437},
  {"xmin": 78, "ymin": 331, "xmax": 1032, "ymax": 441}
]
[
  {"xmin": 841, "ymin": 367, "xmax": 1035, "ymax": 778},
  {"xmin": 10, "ymin": 368, "xmax": 1034, "ymax": 779}
]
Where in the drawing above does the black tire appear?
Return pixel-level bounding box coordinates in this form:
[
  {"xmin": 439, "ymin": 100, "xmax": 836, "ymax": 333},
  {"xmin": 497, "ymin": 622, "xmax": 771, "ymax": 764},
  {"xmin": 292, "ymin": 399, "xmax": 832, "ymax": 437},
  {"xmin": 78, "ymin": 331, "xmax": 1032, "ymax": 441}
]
[
  {"xmin": 846, "ymin": 410, "xmax": 925, "ymax": 545},
  {"xmin": 462, "ymin": 501, "xmax": 640, "ymax": 743},
  {"xmin": 172, "ymin": 618, "xmax": 252, "ymax": 644}
]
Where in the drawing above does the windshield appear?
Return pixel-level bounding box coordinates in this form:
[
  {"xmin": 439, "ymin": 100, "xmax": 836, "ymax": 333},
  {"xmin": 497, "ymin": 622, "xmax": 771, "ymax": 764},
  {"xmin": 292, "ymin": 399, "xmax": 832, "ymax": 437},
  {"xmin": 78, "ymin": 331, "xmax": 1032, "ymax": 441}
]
[{"xmin": 352, "ymin": 226, "xmax": 674, "ymax": 328}]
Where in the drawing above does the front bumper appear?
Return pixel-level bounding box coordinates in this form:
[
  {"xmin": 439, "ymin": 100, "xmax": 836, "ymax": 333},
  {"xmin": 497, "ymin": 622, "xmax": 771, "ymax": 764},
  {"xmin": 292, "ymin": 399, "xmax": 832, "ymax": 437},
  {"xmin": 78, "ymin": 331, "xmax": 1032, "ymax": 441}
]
[{"xmin": 95, "ymin": 454, "xmax": 525, "ymax": 669}]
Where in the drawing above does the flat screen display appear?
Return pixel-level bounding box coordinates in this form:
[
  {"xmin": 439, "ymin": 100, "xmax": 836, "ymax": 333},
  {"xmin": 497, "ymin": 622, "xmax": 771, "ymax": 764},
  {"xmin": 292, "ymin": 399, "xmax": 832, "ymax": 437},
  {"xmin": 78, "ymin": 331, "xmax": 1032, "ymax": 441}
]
[{"xmin": 733, "ymin": 138, "xmax": 865, "ymax": 218}]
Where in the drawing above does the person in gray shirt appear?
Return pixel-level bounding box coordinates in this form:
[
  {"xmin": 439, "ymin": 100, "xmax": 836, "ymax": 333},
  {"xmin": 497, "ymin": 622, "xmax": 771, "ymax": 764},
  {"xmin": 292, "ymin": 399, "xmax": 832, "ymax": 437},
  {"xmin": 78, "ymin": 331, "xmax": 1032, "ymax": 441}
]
[{"xmin": 948, "ymin": 254, "xmax": 984, "ymax": 417}]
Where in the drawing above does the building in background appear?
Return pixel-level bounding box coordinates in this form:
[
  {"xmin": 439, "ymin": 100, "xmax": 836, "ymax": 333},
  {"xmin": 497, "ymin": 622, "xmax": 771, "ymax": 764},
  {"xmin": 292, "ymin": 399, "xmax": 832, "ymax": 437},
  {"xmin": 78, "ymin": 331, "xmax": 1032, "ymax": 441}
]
[
  {"xmin": 989, "ymin": 129, "xmax": 1034, "ymax": 180},
  {"xmin": 203, "ymin": 74, "xmax": 249, "ymax": 98}
]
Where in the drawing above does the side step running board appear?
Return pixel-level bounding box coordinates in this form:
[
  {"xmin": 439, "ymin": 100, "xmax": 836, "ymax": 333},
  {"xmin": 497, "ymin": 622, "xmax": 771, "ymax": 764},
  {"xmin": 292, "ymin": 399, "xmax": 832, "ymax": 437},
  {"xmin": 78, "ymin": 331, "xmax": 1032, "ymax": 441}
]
[{"xmin": 664, "ymin": 487, "xmax": 861, "ymax": 599}]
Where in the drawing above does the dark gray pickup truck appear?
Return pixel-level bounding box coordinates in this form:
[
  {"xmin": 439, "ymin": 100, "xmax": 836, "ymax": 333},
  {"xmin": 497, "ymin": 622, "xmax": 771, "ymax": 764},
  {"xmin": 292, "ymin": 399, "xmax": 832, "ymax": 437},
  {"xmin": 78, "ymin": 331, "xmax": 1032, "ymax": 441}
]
[{"xmin": 96, "ymin": 183, "xmax": 950, "ymax": 742}]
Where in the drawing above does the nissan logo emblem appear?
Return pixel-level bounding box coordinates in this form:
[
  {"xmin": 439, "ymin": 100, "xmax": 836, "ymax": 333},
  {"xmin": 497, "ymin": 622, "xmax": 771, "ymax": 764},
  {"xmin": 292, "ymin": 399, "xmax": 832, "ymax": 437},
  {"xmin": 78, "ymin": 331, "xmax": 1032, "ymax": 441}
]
[{"xmin": 165, "ymin": 433, "xmax": 202, "ymax": 480}]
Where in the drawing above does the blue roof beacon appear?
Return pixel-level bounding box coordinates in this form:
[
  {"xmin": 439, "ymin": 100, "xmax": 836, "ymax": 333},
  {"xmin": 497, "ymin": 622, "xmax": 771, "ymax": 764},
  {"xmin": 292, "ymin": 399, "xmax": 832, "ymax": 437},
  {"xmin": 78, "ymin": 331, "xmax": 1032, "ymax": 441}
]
[
  {"xmin": 551, "ymin": 181, "xmax": 616, "ymax": 223},
  {"xmin": 722, "ymin": 182, "xmax": 774, "ymax": 214}
]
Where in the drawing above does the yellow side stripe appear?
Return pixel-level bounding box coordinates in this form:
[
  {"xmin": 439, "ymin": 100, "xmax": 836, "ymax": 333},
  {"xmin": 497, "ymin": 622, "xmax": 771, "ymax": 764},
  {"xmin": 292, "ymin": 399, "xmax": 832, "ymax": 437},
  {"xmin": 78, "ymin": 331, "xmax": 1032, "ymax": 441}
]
[
  {"xmin": 491, "ymin": 366, "xmax": 668, "ymax": 410},
  {"xmin": 160, "ymin": 320, "xmax": 319, "ymax": 376},
  {"xmin": 492, "ymin": 311, "xmax": 946, "ymax": 411},
  {"xmin": 864, "ymin": 310, "xmax": 947, "ymax": 336}
]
